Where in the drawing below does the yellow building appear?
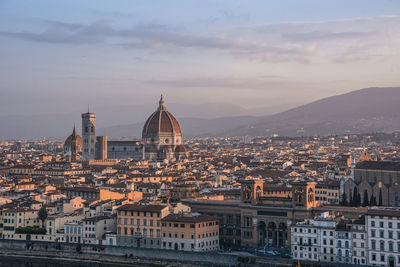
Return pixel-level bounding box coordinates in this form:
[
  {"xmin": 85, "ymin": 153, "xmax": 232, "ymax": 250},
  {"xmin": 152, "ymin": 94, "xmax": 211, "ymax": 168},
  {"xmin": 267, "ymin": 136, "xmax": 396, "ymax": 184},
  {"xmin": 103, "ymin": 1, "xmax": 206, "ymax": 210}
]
[
  {"xmin": 116, "ymin": 204, "xmax": 169, "ymax": 248},
  {"xmin": 161, "ymin": 213, "xmax": 219, "ymax": 252}
]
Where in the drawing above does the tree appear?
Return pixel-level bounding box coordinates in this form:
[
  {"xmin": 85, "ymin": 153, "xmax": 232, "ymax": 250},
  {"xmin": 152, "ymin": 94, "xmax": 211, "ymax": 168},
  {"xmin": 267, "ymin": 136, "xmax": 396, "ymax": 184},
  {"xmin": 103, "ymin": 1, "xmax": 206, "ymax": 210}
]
[
  {"xmin": 340, "ymin": 192, "xmax": 348, "ymax": 206},
  {"xmin": 38, "ymin": 206, "xmax": 48, "ymax": 228},
  {"xmin": 378, "ymin": 189, "xmax": 383, "ymax": 206},
  {"xmin": 349, "ymin": 190, "xmax": 353, "ymax": 206},
  {"xmin": 356, "ymin": 192, "xmax": 361, "ymax": 206},
  {"xmin": 362, "ymin": 190, "xmax": 369, "ymax": 207},
  {"xmin": 352, "ymin": 187, "xmax": 359, "ymax": 207},
  {"xmin": 370, "ymin": 194, "xmax": 377, "ymax": 206}
]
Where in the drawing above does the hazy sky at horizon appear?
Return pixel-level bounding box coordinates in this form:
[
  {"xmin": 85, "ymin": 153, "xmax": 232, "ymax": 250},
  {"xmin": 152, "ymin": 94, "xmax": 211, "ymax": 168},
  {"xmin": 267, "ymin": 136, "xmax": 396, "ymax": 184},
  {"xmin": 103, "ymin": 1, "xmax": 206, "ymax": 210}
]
[{"xmin": 1, "ymin": 0, "xmax": 400, "ymax": 116}]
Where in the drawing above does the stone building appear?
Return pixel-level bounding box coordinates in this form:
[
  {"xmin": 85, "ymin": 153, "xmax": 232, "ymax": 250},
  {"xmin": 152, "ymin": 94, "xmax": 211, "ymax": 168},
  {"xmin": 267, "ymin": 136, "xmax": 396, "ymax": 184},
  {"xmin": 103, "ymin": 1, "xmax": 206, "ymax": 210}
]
[
  {"xmin": 116, "ymin": 204, "xmax": 169, "ymax": 249},
  {"xmin": 77, "ymin": 95, "xmax": 188, "ymax": 162},
  {"xmin": 107, "ymin": 140, "xmax": 143, "ymax": 160},
  {"xmin": 344, "ymin": 161, "xmax": 400, "ymax": 207},
  {"xmin": 81, "ymin": 111, "xmax": 96, "ymax": 159},
  {"xmin": 142, "ymin": 95, "xmax": 189, "ymax": 161},
  {"xmin": 184, "ymin": 179, "xmax": 368, "ymax": 250},
  {"xmin": 161, "ymin": 213, "xmax": 219, "ymax": 252},
  {"xmin": 63, "ymin": 125, "xmax": 82, "ymax": 162}
]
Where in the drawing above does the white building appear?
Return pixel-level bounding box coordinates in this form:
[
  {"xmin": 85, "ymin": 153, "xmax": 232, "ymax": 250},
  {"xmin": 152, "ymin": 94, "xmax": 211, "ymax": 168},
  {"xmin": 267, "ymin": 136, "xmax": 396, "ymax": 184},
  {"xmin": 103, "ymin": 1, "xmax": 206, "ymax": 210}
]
[
  {"xmin": 82, "ymin": 215, "xmax": 116, "ymax": 244},
  {"xmin": 291, "ymin": 212, "xmax": 337, "ymax": 263},
  {"xmin": 351, "ymin": 217, "xmax": 368, "ymax": 265},
  {"xmin": 64, "ymin": 221, "xmax": 83, "ymax": 243},
  {"xmin": 366, "ymin": 208, "xmax": 400, "ymax": 267},
  {"xmin": 335, "ymin": 219, "xmax": 352, "ymax": 264}
]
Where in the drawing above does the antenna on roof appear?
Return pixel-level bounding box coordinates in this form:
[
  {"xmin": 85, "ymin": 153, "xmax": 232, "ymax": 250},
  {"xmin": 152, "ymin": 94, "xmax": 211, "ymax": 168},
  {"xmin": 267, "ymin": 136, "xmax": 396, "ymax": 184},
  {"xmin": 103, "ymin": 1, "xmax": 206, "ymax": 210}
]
[{"xmin": 88, "ymin": 104, "xmax": 90, "ymax": 113}]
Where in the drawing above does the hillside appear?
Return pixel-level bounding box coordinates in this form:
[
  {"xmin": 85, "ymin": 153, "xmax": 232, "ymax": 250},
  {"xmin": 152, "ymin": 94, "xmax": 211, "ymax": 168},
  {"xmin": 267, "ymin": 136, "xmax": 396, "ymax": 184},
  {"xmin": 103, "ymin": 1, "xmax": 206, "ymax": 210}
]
[{"xmin": 220, "ymin": 87, "xmax": 400, "ymax": 137}]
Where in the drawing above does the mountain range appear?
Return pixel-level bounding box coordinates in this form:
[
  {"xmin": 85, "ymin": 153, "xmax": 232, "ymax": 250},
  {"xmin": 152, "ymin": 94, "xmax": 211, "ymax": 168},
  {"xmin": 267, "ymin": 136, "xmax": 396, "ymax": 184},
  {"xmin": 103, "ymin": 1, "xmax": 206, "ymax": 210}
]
[
  {"xmin": 99, "ymin": 87, "xmax": 400, "ymax": 138},
  {"xmin": 0, "ymin": 87, "xmax": 399, "ymax": 139}
]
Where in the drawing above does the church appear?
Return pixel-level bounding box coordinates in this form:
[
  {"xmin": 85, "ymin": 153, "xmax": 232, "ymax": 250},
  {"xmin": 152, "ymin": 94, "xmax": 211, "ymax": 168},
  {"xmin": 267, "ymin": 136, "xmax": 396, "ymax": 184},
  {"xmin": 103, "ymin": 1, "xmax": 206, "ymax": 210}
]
[{"xmin": 64, "ymin": 95, "xmax": 189, "ymax": 162}]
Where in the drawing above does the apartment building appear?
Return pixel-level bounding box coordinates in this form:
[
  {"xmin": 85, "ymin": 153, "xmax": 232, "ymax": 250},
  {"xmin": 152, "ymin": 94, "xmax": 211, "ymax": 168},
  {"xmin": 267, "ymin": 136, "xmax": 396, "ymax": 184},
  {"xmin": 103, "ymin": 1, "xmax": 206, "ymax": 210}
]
[
  {"xmin": 351, "ymin": 217, "xmax": 367, "ymax": 265},
  {"xmin": 366, "ymin": 209, "xmax": 400, "ymax": 267},
  {"xmin": 335, "ymin": 219, "xmax": 352, "ymax": 264},
  {"xmin": 64, "ymin": 221, "xmax": 83, "ymax": 243},
  {"xmin": 2, "ymin": 209, "xmax": 40, "ymax": 239},
  {"xmin": 161, "ymin": 213, "xmax": 219, "ymax": 252},
  {"xmin": 291, "ymin": 212, "xmax": 336, "ymax": 263},
  {"xmin": 82, "ymin": 215, "xmax": 115, "ymax": 244},
  {"xmin": 116, "ymin": 204, "xmax": 169, "ymax": 248}
]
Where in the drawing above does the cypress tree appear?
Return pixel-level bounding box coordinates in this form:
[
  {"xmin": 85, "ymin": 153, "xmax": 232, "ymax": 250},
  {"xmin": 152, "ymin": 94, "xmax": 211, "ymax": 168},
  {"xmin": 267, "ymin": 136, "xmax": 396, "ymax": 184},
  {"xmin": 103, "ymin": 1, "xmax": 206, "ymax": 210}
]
[
  {"xmin": 352, "ymin": 187, "xmax": 359, "ymax": 206},
  {"xmin": 350, "ymin": 190, "xmax": 353, "ymax": 206},
  {"xmin": 378, "ymin": 189, "xmax": 383, "ymax": 206},
  {"xmin": 357, "ymin": 192, "xmax": 361, "ymax": 206},
  {"xmin": 370, "ymin": 194, "xmax": 377, "ymax": 206},
  {"xmin": 362, "ymin": 190, "xmax": 369, "ymax": 206},
  {"xmin": 340, "ymin": 192, "xmax": 348, "ymax": 206}
]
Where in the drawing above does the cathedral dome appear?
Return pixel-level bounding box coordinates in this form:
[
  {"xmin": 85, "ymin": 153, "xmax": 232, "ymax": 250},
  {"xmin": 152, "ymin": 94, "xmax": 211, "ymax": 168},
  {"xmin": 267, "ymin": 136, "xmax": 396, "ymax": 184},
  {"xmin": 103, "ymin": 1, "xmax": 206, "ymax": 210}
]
[
  {"xmin": 142, "ymin": 95, "xmax": 182, "ymax": 140},
  {"xmin": 64, "ymin": 126, "xmax": 82, "ymax": 152}
]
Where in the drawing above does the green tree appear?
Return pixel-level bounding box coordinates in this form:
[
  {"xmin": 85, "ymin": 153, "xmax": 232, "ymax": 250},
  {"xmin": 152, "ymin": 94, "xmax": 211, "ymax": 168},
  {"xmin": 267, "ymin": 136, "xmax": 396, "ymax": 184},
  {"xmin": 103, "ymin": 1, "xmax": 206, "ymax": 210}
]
[
  {"xmin": 357, "ymin": 192, "xmax": 362, "ymax": 206},
  {"xmin": 352, "ymin": 187, "xmax": 359, "ymax": 206},
  {"xmin": 349, "ymin": 190, "xmax": 353, "ymax": 206},
  {"xmin": 362, "ymin": 190, "xmax": 369, "ymax": 207},
  {"xmin": 38, "ymin": 206, "xmax": 48, "ymax": 228},
  {"xmin": 370, "ymin": 194, "xmax": 377, "ymax": 206},
  {"xmin": 378, "ymin": 189, "xmax": 383, "ymax": 206},
  {"xmin": 340, "ymin": 192, "xmax": 348, "ymax": 206}
]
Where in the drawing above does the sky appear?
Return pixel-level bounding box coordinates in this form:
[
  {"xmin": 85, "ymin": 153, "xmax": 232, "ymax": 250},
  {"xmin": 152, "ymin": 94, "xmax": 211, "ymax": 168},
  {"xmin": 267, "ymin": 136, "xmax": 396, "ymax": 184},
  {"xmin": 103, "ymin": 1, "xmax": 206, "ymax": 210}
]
[{"xmin": 1, "ymin": 0, "xmax": 400, "ymax": 117}]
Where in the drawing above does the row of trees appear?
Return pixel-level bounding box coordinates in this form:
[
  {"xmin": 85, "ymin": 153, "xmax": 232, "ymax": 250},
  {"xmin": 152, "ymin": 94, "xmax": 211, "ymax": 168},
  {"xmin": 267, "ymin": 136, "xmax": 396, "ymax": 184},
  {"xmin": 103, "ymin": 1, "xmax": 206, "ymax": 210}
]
[{"xmin": 340, "ymin": 187, "xmax": 383, "ymax": 207}]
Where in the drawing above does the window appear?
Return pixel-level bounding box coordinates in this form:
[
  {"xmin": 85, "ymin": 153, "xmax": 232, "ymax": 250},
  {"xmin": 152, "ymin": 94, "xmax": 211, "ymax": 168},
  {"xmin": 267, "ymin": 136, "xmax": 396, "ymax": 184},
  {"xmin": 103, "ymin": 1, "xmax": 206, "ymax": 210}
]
[
  {"xmin": 380, "ymin": 240, "xmax": 385, "ymax": 251},
  {"xmin": 371, "ymin": 221, "xmax": 375, "ymax": 227},
  {"xmin": 371, "ymin": 240, "xmax": 376, "ymax": 250}
]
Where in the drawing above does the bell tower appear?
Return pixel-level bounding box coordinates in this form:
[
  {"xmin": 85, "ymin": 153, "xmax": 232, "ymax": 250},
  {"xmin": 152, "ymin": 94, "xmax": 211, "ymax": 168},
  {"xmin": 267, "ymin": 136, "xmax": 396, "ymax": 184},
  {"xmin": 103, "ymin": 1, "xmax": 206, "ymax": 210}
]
[
  {"xmin": 239, "ymin": 179, "xmax": 264, "ymax": 204},
  {"xmin": 291, "ymin": 181, "xmax": 317, "ymax": 209},
  {"xmin": 81, "ymin": 108, "xmax": 96, "ymax": 160}
]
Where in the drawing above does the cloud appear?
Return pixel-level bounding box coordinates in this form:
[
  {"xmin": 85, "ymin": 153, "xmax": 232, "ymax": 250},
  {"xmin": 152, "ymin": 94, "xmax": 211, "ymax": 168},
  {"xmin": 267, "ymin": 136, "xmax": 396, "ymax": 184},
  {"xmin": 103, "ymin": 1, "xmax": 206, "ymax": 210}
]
[
  {"xmin": 145, "ymin": 76, "xmax": 288, "ymax": 90},
  {"xmin": 282, "ymin": 31, "xmax": 373, "ymax": 42},
  {"xmin": 1, "ymin": 14, "xmax": 400, "ymax": 64},
  {"xmin": 0, "ymin": 20, "xmax": 312, "ymax": 63}
]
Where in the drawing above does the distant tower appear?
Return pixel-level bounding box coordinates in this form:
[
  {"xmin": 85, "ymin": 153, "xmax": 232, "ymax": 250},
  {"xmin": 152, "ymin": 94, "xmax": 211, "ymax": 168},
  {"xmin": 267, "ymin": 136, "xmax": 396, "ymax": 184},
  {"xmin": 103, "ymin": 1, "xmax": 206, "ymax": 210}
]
[
  {"xmin": 70, "ymin": 125, "xmax": 78, "ymax": 162},
  {"xmin": 81, "ymin": 109, "xmax": 96, "ymax": 160},
  {"xmin": 95, "ymin": 136, "xmax": 107, "ymax": 160}
]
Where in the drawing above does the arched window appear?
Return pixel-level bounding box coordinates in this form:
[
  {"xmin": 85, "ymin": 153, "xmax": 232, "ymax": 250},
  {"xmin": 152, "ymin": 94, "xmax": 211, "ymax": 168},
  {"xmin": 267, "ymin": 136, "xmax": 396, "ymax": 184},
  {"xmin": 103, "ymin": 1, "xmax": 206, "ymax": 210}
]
[
  {"xmin": 380, "ymin": 240, "xmax": 385, "ymax": 251},
  {"xmin": 389, "ymin": 241, "xmax": 393, "ymax": 252}
]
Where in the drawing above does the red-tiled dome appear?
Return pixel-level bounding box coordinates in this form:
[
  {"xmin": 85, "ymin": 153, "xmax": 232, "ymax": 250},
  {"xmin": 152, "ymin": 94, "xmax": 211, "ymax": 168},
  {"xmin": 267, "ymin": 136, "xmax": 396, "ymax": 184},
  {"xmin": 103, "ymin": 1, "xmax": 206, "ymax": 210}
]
[
  {"xmin": 175, "ymin": 144, "xmax": 188, "ymax": 153},
  {"xmin": 142, "ymin": 95, "xmax": 182, "ymax": 138},
  {"xmin": 64, "ymin": 126, "xmax": 82, "ymax": 151}
]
